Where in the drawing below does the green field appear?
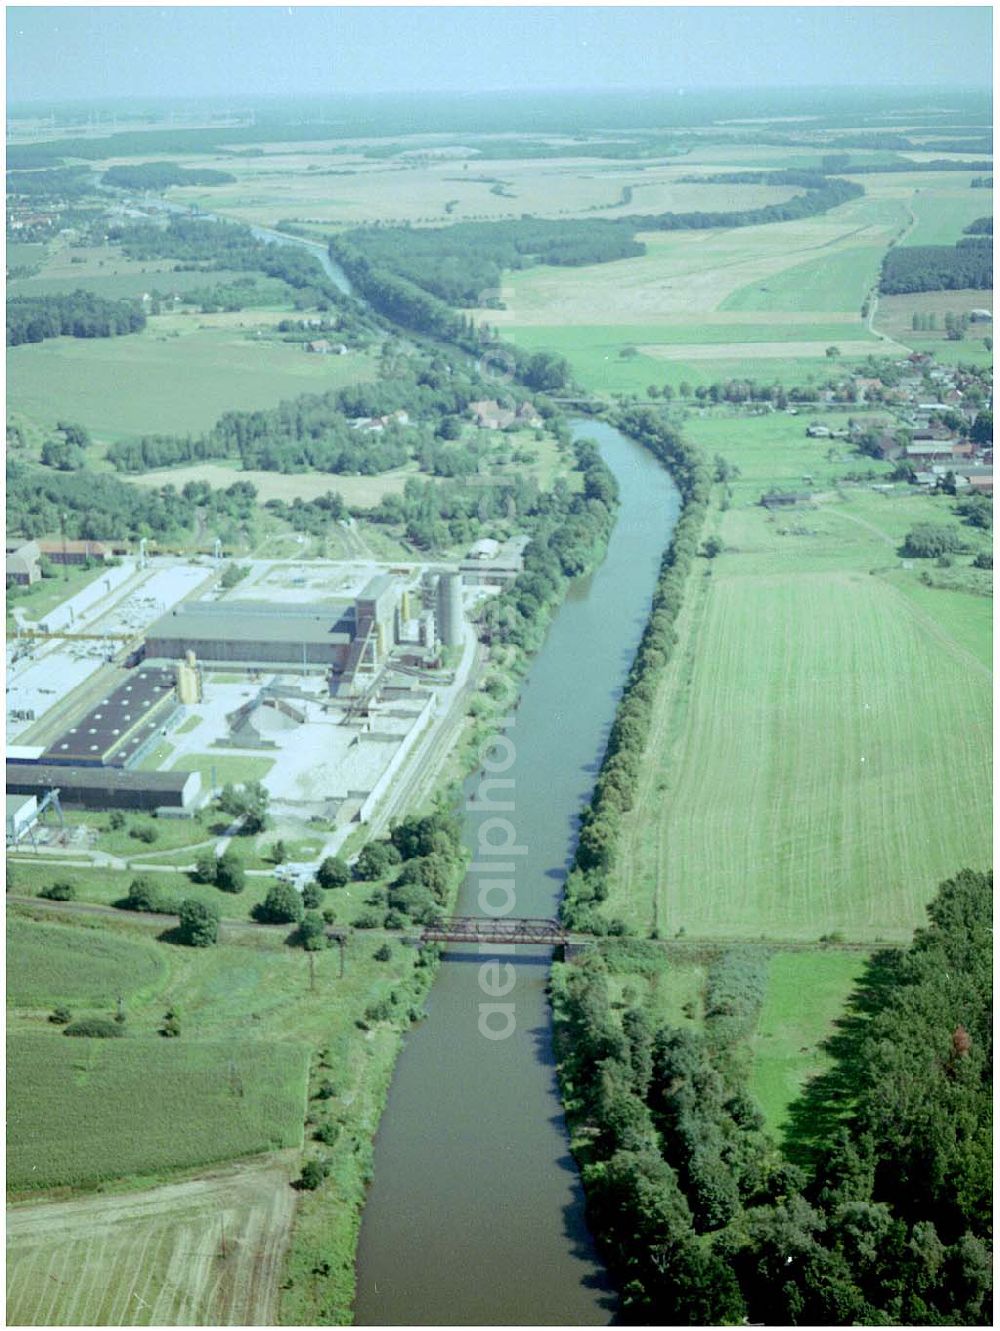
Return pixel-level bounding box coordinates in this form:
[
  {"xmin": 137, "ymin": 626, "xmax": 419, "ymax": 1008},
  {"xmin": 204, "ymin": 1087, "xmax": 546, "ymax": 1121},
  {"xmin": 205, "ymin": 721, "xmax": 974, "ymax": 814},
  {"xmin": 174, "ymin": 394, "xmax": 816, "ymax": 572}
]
[
  {"xmin": 722, "ymin": 243, "xmax": 889, "ymax": 314},
  {"xmin": 506, "ymin": 324, "xmax": 880, "ymax": 395},
  {"xmin": 902, "ymin": 186, "xmax": 994, "ymax": 247},
  {"xmin": 8, "ymin": 266, "xmax": 291, "ymax": 304},
  {"xmin": 6, "ymin": 918, "xmax": 167, "ymax": 1008},
  {"xmin": 750, "ymin": 950, "xmax": 869, "ymax": 1132},
  {"xmin": 6, "ymin": 860, "xmax": 279, "ymax": 920},
  {"xmin": 7, "ymin": 1032, "xmax": 308, "ymax": 1191},
  {"xmin": 609, "ymin": 407, "xmax": 992, "ymax": 943},
  {"xmin": 6, "ymin": 323, "xmax": 374, "ymax": 441}
]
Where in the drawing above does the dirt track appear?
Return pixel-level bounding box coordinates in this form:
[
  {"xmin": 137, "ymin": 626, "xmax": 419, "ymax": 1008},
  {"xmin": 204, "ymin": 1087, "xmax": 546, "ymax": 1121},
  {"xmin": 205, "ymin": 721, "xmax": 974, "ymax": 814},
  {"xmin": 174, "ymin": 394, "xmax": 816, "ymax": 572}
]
[{"xmin": 6, "ymin": 1154, "xmax": 298, "ymax": 1326}]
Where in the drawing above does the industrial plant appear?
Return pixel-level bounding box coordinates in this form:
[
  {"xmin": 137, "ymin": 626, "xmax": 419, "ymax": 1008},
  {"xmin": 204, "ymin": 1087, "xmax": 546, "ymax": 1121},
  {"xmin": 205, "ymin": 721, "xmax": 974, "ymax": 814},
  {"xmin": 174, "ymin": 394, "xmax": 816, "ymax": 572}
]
[{"xmin": 6, "ymin": 553, "xmax": 482, "ymax": 843}]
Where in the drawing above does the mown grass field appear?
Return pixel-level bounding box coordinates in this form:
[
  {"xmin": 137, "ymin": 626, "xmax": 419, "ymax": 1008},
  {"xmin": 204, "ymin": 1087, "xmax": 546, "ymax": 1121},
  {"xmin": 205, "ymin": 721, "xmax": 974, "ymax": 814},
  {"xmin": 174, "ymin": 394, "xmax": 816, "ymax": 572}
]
[
  {"xmin": 749, "ymin": 950, "xmax": 869, "ymax": 1133},
  {"xmin": 6, "ymin": 320, "xmax": 375, "ymax": 442},
  {"xmin": 7, "ymin": 1033, "xmax": 308, "ymax": 1192},
  {"xmin": 6, "ymin": 917, "xmax": 167, "ymax": 1008},
  {"xmin": 901, "ymin": 186, "xmax": 993, "ymax": 246},
  {"xmin": 610, "ymin": 410, "xmax": 992, "ymax": 943},
  {"xmin": 6, "ymin": 1155, "xmax": 298, "ymax": 1326}
]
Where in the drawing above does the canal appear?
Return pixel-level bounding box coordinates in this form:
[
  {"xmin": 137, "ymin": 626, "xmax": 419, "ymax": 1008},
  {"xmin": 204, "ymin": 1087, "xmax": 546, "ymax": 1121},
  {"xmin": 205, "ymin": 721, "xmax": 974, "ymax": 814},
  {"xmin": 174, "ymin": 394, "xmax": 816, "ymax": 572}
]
[{"xmin": 353, "ymin": 419, "xmax": 681, "ymax": 1325}]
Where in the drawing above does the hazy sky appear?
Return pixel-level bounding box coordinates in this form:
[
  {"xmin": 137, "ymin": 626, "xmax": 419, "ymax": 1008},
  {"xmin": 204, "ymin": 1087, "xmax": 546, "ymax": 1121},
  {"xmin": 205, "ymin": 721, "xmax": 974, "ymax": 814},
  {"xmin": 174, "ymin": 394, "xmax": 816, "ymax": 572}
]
[{"xmin": 6, "ymin": 5, "xmax": 993, "ymax": 104}]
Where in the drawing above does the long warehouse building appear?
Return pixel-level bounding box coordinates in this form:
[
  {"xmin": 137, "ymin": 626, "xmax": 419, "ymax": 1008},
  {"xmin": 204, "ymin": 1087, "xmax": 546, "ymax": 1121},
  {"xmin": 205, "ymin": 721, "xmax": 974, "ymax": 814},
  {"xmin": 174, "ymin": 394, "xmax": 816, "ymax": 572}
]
[{"xmin": 145, "ymin": 600, "xmax": 357, "ymax": 668}]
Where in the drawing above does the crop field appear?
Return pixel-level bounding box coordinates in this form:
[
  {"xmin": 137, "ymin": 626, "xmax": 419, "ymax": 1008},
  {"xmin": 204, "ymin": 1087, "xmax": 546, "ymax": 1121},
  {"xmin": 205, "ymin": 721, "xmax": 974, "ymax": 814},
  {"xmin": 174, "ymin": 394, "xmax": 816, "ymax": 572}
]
[
  {"xmin": 6, "ymin": 1154, "xmax": 297, "ymax": 1326},
  {"xmin": 6, "ymin": 918, "xmax": 167, "ymax": 1008},
  {"xmin": 6, "ymin": 322, "xmax": 375, "ymax": 442},
  {"xmin": 610, "ymin": 406, "xmax": 992, "ymax": 943},
  {"xmin": 750, "ymin": 950, "xmax": 870, "ymax": 1132},
  {"xmin": 7, "ymin": 1032, "xmax": 308, "ymax": 1192},
  {"xmin": 490, "ymin": 191, "xmax": 905, "ymax": 329},
  {"xmin": 166, "ymin": 150, "xmax": 801, "ymax": 228},
  {"xmin": 617, "ymin": 570, "xmax": 991, "ymax": 941}
]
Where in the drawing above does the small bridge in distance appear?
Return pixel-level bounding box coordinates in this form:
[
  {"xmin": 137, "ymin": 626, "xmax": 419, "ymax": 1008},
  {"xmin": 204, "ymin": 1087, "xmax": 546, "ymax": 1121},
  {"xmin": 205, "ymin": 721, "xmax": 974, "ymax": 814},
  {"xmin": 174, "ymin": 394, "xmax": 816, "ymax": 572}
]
[{"xmin": 419, "ymin": 915, "xmax": 574, "ymax": 948}]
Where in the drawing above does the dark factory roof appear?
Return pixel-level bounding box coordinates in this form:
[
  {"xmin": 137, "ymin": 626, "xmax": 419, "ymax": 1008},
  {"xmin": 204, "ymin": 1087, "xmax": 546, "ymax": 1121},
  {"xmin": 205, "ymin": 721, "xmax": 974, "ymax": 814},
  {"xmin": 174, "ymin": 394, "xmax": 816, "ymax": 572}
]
[
  {"xmin": 6, "ymin": 763, "xmax": 197, "ymax": 795},
  {"xmin": 41, "ymin": 668, "xmax": 177, "ymax": 767},
  {"xmin": 146, "ymin": 600, "xmax": 354, "ymax": 645}
]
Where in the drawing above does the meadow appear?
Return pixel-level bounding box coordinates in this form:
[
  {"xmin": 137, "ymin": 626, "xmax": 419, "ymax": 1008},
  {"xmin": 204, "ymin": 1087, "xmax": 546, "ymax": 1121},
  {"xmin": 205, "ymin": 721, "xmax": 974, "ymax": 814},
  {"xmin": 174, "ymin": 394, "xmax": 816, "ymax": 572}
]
[
  {"xmin": 6, "ymin": 319, "xmax": 374, "ymax": 442},
  {"xmin": 749, "ymin": 949, "xmax": 870, "ymax": 1133},
  {"xmin": 7, "ymin": 1032, "xmax": 308, "ymax": 1192}
]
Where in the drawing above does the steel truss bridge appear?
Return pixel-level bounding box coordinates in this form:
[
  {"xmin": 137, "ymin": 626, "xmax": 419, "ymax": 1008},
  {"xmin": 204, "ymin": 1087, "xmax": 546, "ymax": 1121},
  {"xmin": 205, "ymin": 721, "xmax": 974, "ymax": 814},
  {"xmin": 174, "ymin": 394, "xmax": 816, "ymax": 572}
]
[{"xmin": 419, "ymin": 916, "xmax": 574, "ymax": 947}]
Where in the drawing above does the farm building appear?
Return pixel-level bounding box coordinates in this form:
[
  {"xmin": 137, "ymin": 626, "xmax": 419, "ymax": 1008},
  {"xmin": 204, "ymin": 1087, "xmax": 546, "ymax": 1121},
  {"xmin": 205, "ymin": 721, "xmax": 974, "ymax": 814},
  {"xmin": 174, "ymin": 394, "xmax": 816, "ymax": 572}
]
[{"xmin": 760, "ymin": 491, "xmax": 813, "ymax": 509}]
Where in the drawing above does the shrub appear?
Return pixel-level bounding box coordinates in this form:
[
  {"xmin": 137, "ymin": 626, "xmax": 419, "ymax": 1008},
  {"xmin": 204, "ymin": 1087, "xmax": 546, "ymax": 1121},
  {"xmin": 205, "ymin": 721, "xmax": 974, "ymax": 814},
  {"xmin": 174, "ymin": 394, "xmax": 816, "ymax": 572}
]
[
  {"xmin": 316, "ymin": 855, "xmax": 350, "ymax": 889},
  {"xmin": 297, "ymin": 1158, "xmax": 331, "ymax": 1190},
  {"xmin": 129, "ymin": 822, "xmax": 159, "ymax": 844},
  {"xmin": 108, "ymin": 810, "xmax": 126, "ymax": 831},
  {"xmin": 160, "ymin": 1007, "xmax": 182, "ymax": 1037},
  {"xmin": 193, "ymin": 851, "xmax": 217, "ymax": 884},
  {"xmin": 373, "ymin": 941, "xmax": 393, "ymax": 962},
  {"xmin": 255, "ymin": 881, "xmax": 304, "ymax": 924},
  {"xmin": 178, "ymin": 898, "xmax": 220, "ymax": 947},
  {"xmin": 214, "ymin": 850, "xmax": 245, "ymax": 894},
  {"xmin": 124, "ymin": 875, "xmax": 165, "ymax": 913},
  {"xmin": 354, "ymin": 841, "xmax": 402, "ymax": 880},
  {"xmin": 313, "ymin": 1121, "xmax": 338, "ymax": 1145},
  {"xmin": 39, "ymin": 880, "xmax": 74, "ymax": 901},
  {"xmin": 48, "ymin": 1005, "xmax": 72, "ymax": 1025},
  {"xmin": 298, "ymin": 911, "xmax": 327, "ymax": 951},
  {"xmin": 352, "ymin": 908, "xmax": 384, "ymax": 929},
  {"xmin": 302, "ymin": 881, "xmax": 323, "ymax": 910},
  {"xmin": 63, "ymin": 1018, "xmax": 125, "ymax": 1038}
]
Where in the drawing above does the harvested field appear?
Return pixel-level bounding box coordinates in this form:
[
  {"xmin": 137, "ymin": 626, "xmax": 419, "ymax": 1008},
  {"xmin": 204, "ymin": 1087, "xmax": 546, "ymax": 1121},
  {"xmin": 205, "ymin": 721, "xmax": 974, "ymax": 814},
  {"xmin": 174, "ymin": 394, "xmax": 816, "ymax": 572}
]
[
  {"xmin": 487, "ymin": 193, "xmax": 904, "ymax": 326},
  {"xmin": 615, "ymin": 569, "xmax": 992, "ymax": 942},
  {"xmin": 6, "ymin": 1154, "xmax": 297, "ymax": 1325}
]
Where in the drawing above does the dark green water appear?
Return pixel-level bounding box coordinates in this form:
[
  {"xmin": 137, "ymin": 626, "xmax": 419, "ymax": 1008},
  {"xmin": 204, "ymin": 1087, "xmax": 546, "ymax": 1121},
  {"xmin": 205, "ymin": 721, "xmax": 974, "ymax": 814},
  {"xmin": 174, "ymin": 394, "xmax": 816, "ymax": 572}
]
[{"xmin": 353, "ymin": 419, "xmax": 681, "ymax": 1325}]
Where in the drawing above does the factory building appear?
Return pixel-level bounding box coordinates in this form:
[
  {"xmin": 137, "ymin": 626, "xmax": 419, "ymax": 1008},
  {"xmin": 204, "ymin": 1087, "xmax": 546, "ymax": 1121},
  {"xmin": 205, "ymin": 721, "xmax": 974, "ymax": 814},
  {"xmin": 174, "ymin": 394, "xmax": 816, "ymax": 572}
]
[
  {"xmin": 6, "ymin": 763, "xmax": 201, "ymax": 812},
  {"xmin": 41, "ymin": 667, "xmax": 178, "ymax": 768},
  {"xmin": 145, "ymin": 601, "xmax": 356, "ymax": 670}
]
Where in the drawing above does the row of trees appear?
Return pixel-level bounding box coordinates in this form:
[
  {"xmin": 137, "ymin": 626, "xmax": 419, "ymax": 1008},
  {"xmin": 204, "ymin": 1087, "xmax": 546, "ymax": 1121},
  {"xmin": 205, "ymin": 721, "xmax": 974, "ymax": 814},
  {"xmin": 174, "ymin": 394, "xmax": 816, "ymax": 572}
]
[
  {"xmin": 7, "ymin": 289, "xmax": 146, "ymax": 346},
  {"xmin": 562, "ymin": 407, "xmax": 711, "ymax": 932},
  {"xmin": 555, "ymin": 869, "xmax": 992, "ymax": 1324}
]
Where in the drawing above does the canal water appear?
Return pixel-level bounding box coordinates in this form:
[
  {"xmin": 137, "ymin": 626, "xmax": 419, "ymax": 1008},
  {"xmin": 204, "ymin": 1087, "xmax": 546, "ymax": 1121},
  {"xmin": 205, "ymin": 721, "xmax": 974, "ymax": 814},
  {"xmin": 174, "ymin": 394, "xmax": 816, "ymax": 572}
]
[{"xmin": 353, "ymin": 420, "xmax": 681, "ymax": 1325}]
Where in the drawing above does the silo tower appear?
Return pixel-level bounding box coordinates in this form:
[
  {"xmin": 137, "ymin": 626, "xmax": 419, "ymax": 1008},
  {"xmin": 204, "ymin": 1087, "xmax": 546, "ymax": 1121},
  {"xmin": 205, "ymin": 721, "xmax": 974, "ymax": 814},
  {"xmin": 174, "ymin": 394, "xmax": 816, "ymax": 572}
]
[{"xmin": 436, "ymin": 572, "xmax": 464, "ymax": 647}]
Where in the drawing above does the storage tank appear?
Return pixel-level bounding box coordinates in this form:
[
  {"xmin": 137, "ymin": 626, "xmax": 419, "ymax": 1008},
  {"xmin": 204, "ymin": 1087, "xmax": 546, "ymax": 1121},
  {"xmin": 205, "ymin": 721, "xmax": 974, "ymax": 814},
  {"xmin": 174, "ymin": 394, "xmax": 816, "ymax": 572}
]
[{"xmin": 436, "ymin": 572, "xmax": 463, "ymax": 647}]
